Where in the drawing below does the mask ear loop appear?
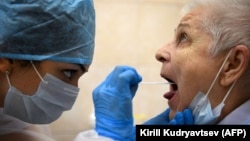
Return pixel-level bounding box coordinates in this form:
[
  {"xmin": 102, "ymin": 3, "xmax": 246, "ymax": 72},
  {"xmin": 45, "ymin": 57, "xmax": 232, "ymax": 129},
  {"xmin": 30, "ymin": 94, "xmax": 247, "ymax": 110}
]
[
  {"xmin": 205, "ymin": 49, "xmax": 233, "ymax": 97},
  {"xmin": 5, "ymin": 71, "xmax": 11, "ymax": 87},
  {"xmin": 221, "ymin": 79, "xmax": 237, "ymax": 104},
  {"xmin": 30, "ymin": 61, "xmax": 48, "ymax": 84}
]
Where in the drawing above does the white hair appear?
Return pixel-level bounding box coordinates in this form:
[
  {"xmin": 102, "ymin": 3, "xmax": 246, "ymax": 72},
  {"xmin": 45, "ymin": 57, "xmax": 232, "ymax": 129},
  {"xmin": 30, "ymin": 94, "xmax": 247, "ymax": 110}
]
[{"xmin": 181, "ymin": 0, "xmax": 250, "ymax": 57}]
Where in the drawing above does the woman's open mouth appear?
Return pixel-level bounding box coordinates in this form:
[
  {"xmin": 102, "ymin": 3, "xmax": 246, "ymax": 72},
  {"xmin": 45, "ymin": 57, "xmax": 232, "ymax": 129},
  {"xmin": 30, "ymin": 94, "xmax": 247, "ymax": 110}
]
[{"xmin": 163, "ymin": 78, "xmax": 178, "ymax": 100}]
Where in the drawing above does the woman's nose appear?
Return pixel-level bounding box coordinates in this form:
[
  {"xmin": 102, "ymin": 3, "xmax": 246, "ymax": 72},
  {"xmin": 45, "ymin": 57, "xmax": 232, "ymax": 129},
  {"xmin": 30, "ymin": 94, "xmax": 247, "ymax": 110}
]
[{"xmin": 155, "ymin": 43, "xmax": 171, "ymax": 63}]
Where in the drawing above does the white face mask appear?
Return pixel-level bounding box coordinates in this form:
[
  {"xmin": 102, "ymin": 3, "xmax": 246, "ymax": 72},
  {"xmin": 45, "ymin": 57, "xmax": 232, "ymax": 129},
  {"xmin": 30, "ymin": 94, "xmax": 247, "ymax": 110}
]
[
  {"xmin": 189, "ymin": 50, "xmax": 237, "ymax": 124},
  {"xmin": 3, "ymin": 62, "xmax": 79, "ymax": 124}
]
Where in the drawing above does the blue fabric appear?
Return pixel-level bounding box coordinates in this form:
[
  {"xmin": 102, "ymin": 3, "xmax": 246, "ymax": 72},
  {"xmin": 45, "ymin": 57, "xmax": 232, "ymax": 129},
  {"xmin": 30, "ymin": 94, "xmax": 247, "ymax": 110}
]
[{"xmin": 0, "ymin": 0, "xmax": 95, "ymax": 65}]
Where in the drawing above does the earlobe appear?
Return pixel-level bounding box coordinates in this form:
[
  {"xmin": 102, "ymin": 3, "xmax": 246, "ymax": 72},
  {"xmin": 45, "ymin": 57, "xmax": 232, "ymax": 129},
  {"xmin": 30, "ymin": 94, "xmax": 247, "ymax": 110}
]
[
  {"xmin": 0, "ymin": 58, "xmax": 12, "ymax": 73},
  {"xmin": 220, "ymin": 45, "xmax": 249, "ymax": 86}
]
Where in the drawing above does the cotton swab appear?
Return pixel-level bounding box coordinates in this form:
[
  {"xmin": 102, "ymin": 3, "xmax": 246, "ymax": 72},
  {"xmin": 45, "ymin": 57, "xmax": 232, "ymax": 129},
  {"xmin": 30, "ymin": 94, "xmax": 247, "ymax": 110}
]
[{"xmin": 140, "ymin": 82, "xmax": 174, "ymax": 85}]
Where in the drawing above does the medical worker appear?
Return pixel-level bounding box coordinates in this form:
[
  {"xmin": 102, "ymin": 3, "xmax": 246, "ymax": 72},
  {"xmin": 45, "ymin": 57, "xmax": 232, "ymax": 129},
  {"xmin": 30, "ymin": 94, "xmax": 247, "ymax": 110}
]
[
  {"xmin": 0, "ymin": 0, "xmax": 193, "ymax": 141},
  {"xmin": 0, "ymin": 0, "xmax": 111, "ymax": 140}
]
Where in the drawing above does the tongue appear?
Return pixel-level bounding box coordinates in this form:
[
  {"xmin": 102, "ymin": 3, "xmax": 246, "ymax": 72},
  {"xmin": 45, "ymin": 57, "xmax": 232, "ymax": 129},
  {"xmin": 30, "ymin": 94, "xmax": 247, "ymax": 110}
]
[{"xmin": 164, "ymin": 91, "xmax": 176, "ymax": 100}]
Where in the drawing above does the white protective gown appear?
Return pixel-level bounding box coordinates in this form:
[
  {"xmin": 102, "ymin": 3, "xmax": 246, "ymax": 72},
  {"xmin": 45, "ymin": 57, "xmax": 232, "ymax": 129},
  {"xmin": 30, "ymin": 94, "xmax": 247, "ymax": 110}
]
[
  {"xmin": 0, "ymin": 108, "xmax": 113, "ymax": 141},
  {"xmin": 2, "ymin": 100, "xmax": 249, "ymax": 140}
]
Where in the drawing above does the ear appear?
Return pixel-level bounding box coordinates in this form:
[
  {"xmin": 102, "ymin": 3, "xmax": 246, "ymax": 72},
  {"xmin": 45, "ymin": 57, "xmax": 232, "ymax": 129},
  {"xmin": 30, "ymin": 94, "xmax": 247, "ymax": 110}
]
[
  {"xmin": 0, "ymin": 58, "xmax": 12, "ymax": 73},
  {"xmin": 220, "ymin": 45, "xmax": 249, "ymax": 86}
]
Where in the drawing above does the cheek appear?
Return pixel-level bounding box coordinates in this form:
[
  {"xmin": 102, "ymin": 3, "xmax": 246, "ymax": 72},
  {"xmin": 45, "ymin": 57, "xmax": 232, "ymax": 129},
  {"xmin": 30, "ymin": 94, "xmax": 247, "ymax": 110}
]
[
  {"xmin": 70, "ymin": 78, "xmax": 80, "ymax": 87},
  {"xmin": 171, "ymin": 50, "xmax": 190, "ymax": 75},
  {"xmin": 11, "ymin": 73, "xmax": 41, "ymax": 95},
  {"xmin": 177, "ymin": 61, "xmax": 216, "ymax": 109},
  {"xmin": 172, "ymin": 56, "xmax": 202, "ymax": 109}
]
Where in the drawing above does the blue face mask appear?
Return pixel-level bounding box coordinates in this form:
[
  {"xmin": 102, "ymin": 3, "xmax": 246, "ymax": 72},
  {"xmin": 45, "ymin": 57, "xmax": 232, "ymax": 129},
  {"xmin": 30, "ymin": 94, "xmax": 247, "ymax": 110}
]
[
  {"xmin": 3, "ymin": 62, "xmax": 79, "ymax": 124},
  {"xmin": 189, "ymin": 50, "xmax": 237, "ymax": 124}
]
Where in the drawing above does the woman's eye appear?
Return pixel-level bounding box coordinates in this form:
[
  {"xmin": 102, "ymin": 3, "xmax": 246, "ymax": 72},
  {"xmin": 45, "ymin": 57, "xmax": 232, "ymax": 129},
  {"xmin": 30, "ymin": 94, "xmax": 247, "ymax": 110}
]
[
  {"xmin": 178, "ymin": 33, "xmax": 187, "ymax": 43},
  {"xmin": 63, "ymin": 70, "xmax": 76, "ymax": 79}
]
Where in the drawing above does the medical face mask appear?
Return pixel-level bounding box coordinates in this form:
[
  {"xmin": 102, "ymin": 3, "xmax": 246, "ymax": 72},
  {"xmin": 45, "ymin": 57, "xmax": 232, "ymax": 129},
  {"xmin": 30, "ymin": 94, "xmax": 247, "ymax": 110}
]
[
  {"xmin": 3, "ymin": 62, "xmax": 79, "ymax": 124},
  {"xmin": 189, "ymin": 50, "xmax": 237, "ymax": 124}
]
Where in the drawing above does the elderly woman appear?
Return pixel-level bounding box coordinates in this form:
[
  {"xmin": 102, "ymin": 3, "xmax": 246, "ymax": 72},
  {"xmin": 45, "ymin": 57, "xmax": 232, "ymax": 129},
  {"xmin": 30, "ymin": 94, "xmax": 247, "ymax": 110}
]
[
  {"xmin": 154, "ymin": 0, "xmax": 250, "ymax": 124},
  {"xmin": 93, "ymin": 0, "xmax": 250, "ymax": 140}
]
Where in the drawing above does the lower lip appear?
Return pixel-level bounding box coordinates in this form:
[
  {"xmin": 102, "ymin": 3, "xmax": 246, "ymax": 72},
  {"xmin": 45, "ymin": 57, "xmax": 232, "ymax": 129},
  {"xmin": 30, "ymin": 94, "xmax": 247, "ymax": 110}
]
[{"xmin": 163, "ymin": 91, "xmax": 176, "ymax": 100}]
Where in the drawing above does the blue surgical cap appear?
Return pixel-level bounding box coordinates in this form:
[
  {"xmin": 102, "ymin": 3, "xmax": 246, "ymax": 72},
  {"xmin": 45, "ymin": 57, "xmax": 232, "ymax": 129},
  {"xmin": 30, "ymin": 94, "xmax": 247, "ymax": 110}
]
[{"xmin": 0, "ymin": 0, "xmax": 95, "ymax": 65}]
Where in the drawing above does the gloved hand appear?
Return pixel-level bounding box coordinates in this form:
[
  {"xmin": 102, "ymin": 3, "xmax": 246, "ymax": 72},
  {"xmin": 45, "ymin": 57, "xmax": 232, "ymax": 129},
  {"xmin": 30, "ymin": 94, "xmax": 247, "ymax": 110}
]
[
  {"xmin": 93, "ymin": 66, "xmax": 142, "ymax": 141},
  {"xmin": 143, "ymin": 108, "xmax": 194, "ymax": 125}
]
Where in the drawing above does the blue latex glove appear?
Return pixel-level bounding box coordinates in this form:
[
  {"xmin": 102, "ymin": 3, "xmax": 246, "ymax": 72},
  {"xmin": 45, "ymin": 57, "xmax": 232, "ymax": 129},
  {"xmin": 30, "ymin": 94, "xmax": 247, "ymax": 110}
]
[
  {"xmin": 93, "ymin": 66, "xmax": 142, "ymax": 141},
  {"xmin": 143, "ymin": 108, "xmax": 194, "ymax": 125}
]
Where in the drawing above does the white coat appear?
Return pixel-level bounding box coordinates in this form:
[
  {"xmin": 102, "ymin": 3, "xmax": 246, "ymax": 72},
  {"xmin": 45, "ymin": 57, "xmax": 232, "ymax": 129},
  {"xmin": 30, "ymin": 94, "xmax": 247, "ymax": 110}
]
[{"xmin": 0, "ymin": 108, "xmax": 113, "ymax": 141}]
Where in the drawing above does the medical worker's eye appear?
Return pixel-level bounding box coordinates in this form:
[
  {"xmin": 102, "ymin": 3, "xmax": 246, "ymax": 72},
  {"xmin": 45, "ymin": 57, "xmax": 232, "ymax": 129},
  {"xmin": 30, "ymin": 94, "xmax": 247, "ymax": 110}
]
[{"xmin": 63, "ymin": 69, "xmax": 77, "ymax": 79}]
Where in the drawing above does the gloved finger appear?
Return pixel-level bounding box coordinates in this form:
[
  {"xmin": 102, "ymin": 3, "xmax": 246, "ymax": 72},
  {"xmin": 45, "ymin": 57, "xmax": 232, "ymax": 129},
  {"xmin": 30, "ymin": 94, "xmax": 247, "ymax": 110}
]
[
  {"xmin": 117, "ymin": 69, "xmax": 142, "ymax": 98},
  {"xmin": 92, "ymin": 79, "xmax": 107, "ymax": 99},
  {"xmin": 93, "ymin": 66, "xmax": 139, "ymax": 98},
  {"xmin": 169, "ymin": 119, "xmax": 177, "ymax": 125},
  {"xmin": 183, "ymin": 108, "xmax": 194, "ymax": 125},
  {"xmin": 106, "ymin": 66, "xmax": 136, "ymax": 86},
  {"xmin": 119, "ymin": 67, "xmax": 142, "ymax": 85},
  {"xmin": 171, "ymin": 112, "xmax": 184, "ymax": 125}
]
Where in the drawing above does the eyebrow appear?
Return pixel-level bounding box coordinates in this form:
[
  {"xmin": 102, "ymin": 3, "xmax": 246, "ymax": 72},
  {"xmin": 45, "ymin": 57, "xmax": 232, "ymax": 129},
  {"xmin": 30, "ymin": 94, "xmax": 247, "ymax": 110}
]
[
  {"xmin": 175, "ymin": 23, "xmax": 191, "ymax": 32},
  {"xmin": 78, "ymin": 64, "xmax": 88, "ymax": 73}
]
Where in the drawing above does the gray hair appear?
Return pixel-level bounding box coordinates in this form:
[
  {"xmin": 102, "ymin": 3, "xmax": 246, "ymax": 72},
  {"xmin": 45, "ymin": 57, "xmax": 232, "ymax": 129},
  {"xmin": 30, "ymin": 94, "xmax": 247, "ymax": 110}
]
[{"xmin": 181, "ymin": 0, "xmax": 250, "ymax": 57}]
